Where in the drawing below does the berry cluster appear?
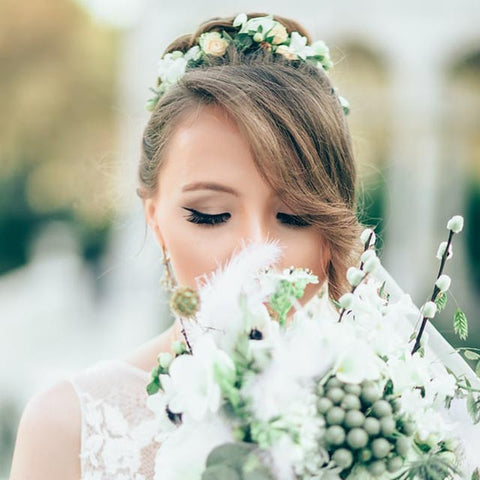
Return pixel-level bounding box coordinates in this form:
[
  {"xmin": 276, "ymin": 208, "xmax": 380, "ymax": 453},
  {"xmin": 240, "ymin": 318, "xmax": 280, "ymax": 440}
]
[{"xmin": 316, "ymin": 375, "xmax": 414, "ymax": 477}]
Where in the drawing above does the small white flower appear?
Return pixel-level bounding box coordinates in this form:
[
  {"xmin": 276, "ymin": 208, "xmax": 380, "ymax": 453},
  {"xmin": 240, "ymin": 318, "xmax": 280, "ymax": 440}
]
[
  {"xmin": 233, "ymin": 12, "xmax": 247, "ymax": 28},
  {"xmin": 360, "ymin": 249, "xmax": 376, "ymax": 263},
  {"xmin": 346, "ymin": 266, "xmax": 365, "ymax": 287},
  {"xmin": 157, "ymin": 351, "xmax": 173, "ymax": 369},
  {"xmin": 268, "ymin": 22, "xmax": 289, "ymax": 44},
  {"xmin": 156, "ymin": 51, "xmax": 187, "ymax": 88},
  {"xmin": 275, "ymin": 44, "xmax": 298, "ymax": 60},
  {"xmin": 160, "ymin": 334, "xmax": 235, "ymax": 421},
  {"xmin": 436, "ymin": 241, "xmax": 453, "ymax": 260},
  {"xmin": 288, "ymin": 31, "xmax": 314, "ymax": 60},
  {"xmin": 447, "ymin": 215, "xmax": 464, "ymax": 233},
  {"xmin": 198, "ymin": 31, "xmax": 230, "ymax": 57},
  {"xmin": 363, "ymin": 255, "xmax": 380, "ymax": 274},
  {"xmin": 339, "ymin": 292, "xmax": 354, "ymax": 309},
  {"xmin": 360, "ymin": 228, "xmax": 376, "ymax": 246},
  {"xmin": 311, "ymin": 39, "xmax": 330, "ymax": 58},
  {"xmin": 184, "ymin": 45, "xmax": 201, "ymax": 62},
  {"xmin": 242, "ymin": 14, "xmax": 276, "ymax": 38},
  {"xmin": 435, "ymin": 274, "xmax": 451, "ymax": 293},
  {"xmin": 421, "ymin": 301, "xmax": 437, "ymax": 319}
]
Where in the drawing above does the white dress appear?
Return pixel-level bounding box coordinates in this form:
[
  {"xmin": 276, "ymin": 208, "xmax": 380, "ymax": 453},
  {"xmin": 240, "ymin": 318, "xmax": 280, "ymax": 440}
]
[{"xmin": 68, "ymin": 359, "xmax": 161, "ymax": 480}]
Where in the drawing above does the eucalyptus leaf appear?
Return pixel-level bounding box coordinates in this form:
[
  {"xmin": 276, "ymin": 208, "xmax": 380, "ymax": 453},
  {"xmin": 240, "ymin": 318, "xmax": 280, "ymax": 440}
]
[
  {"xmin": 202, "ymin": 464, "xmax": 240, "ymax": 480},
  {"xmin": 206, "ymin": 442, "xmax": 257, "ymax": 469}
]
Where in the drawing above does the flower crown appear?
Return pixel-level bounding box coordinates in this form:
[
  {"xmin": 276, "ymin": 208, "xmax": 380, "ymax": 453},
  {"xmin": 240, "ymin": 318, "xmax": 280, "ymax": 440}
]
[{"xmin": 146, "ymin": 13, "xmax": 350, "ymax": 115}]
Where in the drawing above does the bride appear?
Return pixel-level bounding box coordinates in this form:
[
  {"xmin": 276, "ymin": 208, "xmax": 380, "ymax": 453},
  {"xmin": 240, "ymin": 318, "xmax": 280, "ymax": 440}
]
[{"xmin": 9, "ymin": 11, "xmax": 475, "ymax": 480}]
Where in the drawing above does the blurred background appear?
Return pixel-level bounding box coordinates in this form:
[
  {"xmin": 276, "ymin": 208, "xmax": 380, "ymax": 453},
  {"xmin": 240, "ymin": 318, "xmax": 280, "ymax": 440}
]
[{"xmin": 1, "ymin": 0, "xmax": 479, "ymax": 476}]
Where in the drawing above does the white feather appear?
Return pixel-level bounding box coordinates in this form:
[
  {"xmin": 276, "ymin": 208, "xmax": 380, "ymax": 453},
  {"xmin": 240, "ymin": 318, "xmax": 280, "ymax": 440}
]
[{"xmin": 184, "ymin": 239, "xmax": 284, "ymax": 352}]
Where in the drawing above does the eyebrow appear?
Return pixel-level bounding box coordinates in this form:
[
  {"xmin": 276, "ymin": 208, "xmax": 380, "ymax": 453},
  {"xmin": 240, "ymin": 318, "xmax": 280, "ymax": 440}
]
[{"xmin": 181, "ymin": 182, "xmax": 240, "ymax": 196}]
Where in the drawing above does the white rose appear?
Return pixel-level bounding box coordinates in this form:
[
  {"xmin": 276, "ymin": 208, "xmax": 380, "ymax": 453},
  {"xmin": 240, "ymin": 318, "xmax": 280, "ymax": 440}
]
[
  {"xmin": 268, "ymin": 22, "xmax": 288, "ymax": 44},
  {"xmin": 275, "ymin": 45, "xmax": 298, "ymax": 60},
  {"xmin": 198, "ymin": 32, "xmax": 229, "ymax": 57}
]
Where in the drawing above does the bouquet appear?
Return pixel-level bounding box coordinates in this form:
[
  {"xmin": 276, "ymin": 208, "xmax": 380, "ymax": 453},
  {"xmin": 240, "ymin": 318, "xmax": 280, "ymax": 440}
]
[{"xmin": 145, "ymin": 215, "xmax": 480, "ymax": 480}]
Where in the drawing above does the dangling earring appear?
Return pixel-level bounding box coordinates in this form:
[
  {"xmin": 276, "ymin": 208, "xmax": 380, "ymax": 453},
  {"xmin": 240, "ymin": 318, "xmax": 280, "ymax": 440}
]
[
  {"xmin": 161, "ymin": 244, "xmax": 177, "ymax": 292},
  {"xmin": 160, "ymin": 245, "xmax": 199, "ymax": 355}
]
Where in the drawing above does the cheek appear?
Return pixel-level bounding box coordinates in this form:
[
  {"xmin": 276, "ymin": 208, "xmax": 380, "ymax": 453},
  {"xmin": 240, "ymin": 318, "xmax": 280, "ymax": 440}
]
[{"xmin": 278, "ymin": 231, "xmax": 330, "ymax": 303}]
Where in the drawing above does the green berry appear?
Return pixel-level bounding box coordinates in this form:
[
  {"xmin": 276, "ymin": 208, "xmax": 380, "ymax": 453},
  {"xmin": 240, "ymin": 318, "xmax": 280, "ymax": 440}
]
[
  {"xmin": 396, "ymin": 436, "xmax": 410, "ymax": 457},
  {"xmin": 344, "ymin": 410, "xmax": 365, "ymax": 428},
  {"xmin": 401, "ymin": 420, "xmax": 416, "ymax": 436},
  {"xmin": 361, "ymin": 385, "xmax": 381, "ymax": 405},
  {"xmin": 325, "ymin": 425, "xmax": 346, "ymax": 446},
  {"xmin": 327, "ymin": 376, "xmax": 343, "ymax": 389},
  {"xmin": 327, "ymin": 387, "xmax": 345, "ymax": 405},
  {"xmin": 387, "ymin": 456, "xmax": 403, "ymax": 473},
  {"xmin": 326, "ymin": 406, "xmax": 345, "ymax": 425},
  {"xmin": 380, "ymin": 416, "xmax": 396, "ymax": 437},
  {"xmin": 341, "ymin": 393, "xmax": 361, "ymax": 410},
  {"xmin": 344, "ymin": 383, "xmax": 362, "ymax": 396},
  {"xmin": 346, "ymin": 428, "xmax": 369, "ymax": 449},
  {"xmin": 360, "ymin": 448, "xmax": 372, "ymax": 462},
  {"xmin": 371, "ymin": 438, "xmax": 391, "ymax": 459},
  {"xmin": 363, "ymin": 417, "xmax": 381, "ymax": 436},
  {"xmin": 368, "ymin": 460, "xmax": 386, "ymax": 477},
  {"xmin": 371, "ymin": 400, "xmax": 393, "ymax": 418},
  {"xmin": 316, "ymin": 384, "xmax": 325, "ymax": 397},
  {"xmin": 390, "ymin": 397, "xmax": 401, "ymax": 413},
  {"xmin": 317, "ymin": 397, "xmax": 333, "ymax": 414},
  {"xmin": 332, "ymin": 448, "xmax": 353, "ymax": 469}
]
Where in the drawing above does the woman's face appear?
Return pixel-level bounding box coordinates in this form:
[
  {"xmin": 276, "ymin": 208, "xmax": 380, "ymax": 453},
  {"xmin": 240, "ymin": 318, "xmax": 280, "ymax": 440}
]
[{"xmin": 144, "ymin": 104, "xmax": 330, "ymax": 305}]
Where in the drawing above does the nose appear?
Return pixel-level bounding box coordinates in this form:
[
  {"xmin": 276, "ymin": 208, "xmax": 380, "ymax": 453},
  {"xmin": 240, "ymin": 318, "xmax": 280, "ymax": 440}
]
[{"xmin": 240, "ymin": 213, "xmax": 271, "ymax": 245}]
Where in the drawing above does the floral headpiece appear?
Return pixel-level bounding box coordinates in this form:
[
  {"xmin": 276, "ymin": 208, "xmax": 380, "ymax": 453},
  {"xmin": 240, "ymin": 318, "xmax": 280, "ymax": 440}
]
[{"xmin": 146, "ymin": 13, "xmax": 350, "ymax": 115}]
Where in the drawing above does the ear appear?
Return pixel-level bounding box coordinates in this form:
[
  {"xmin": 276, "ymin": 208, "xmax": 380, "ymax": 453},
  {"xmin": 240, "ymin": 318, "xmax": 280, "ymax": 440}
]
[{"xmin": 144, "ymin": 197, "xmax": 165, "ymax": 249}]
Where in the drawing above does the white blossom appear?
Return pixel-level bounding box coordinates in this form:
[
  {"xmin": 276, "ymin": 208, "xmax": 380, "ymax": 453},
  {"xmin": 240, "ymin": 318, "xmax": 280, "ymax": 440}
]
[
  {"xmin": 436, "ymin": 241, "xmax": 453, "ymax": 260},
  {"xmin": 421, "ymin": 301, "xmax": 437, "ymax": 319},
  {"xmin": 447, "ymin": 215, "xmax": 464, "ymax": 233},
  {"xmin": 346, "ymin": 266, "xmax": 365, "ymax": 287},
  {"xmin": 435, "ymin": 274, "xmax": 451, "ymax": 293}
]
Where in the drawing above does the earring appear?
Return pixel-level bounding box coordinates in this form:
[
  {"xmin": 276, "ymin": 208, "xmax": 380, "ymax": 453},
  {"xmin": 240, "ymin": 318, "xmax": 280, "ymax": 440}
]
[
  {"xmin": 161, "ymin": 244, "xmax": 177, "ymax": 292},
  {"xmin": 160, "ymin": 245, "xmax": 198, "ymax": 355}
]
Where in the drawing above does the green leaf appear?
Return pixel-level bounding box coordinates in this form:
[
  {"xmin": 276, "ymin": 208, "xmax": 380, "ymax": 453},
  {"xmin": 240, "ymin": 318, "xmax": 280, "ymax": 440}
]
[
  {"xmin": 434, "ymin": 292, "xmax": 448, "ymax": 312},
  {"xmin": 464, "ymin": 350, "xmax": 480, "ymax": 361},
  {"xmin": 453, "ymin": 308, "xmax": 468, "ymax": 340},
  {"xmin": 476, "ymin": 361, "xmax": 480, "ymax": 378},
  {"xmin": 471, "ymin": 467, "xmax": 480, "ymax": 480},
  {"xmin": 206, "ymin": 442, "xmax": 256, "ymax": 469},
  {"xmin": 146, "ymin": 378, "xmax": 161, "ymax": 395},
  {"xmin": 202, "ymin": 464, "xmax": 240, "ymax": 480},
  {"xmin": 467, "ymin": 393, "xmax": 480, "ymax": 424}
]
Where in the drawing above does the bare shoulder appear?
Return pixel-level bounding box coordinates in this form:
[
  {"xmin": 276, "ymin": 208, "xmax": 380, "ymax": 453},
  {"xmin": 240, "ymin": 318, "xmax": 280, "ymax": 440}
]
[
  {"xmin": 9, "ymin": 379, "xmax": 81, "ymax": 480},
  {"xmin": 120, "ymin": 325, "xmax": 176, "ymax": 374}
]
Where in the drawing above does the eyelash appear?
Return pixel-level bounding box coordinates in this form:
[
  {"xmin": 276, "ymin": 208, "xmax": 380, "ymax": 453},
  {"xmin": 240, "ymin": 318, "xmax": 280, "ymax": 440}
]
[{"xmin": 182, "ymin": 208, "xmax": 311, "ymax": 228}]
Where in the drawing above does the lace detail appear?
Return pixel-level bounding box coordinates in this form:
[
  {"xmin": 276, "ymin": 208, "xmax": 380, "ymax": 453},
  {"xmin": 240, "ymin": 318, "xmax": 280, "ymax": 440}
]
[{"xmin": 68, "ymin": 359, "xmax": 162, "ymax": 480}]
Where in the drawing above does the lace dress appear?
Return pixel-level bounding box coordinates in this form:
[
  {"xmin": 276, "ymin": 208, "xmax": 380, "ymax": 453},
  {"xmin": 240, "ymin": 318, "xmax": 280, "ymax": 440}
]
[{"xmin": 68, "ymin": 359, "xmax": 161, "ymax": 480}]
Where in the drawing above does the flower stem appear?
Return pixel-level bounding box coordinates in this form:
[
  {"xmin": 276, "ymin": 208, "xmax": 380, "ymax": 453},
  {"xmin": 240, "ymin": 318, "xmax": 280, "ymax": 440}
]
[
  {"xmin": 338, "ymin": 231, "xmax": 374, "ymax": 323},
  {"xmin": 411, "ymin": 229, "xmax": 454, "ymax": 355}
]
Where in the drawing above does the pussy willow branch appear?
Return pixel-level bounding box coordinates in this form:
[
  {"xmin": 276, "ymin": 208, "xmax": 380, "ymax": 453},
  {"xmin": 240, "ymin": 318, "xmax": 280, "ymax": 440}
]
[
  {"xmin": 338, "ymin": 231, "xmax": 374, "ymax": 323},
  {"xmin": 411, "ymin": 229, "xmax": 454, "ymax": 355}
]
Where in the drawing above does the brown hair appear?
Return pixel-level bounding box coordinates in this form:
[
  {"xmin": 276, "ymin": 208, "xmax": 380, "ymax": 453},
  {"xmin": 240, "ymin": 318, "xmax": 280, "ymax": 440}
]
[{"xmin": 137, "ymin": 12, "xmax": 365, "ymax": 302}]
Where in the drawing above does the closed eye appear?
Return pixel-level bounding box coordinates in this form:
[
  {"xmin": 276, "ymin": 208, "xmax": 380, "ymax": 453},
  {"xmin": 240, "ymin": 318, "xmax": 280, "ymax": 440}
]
[{"xmin": 182, "ymin": 208, "xmax": 311, "ymax": 228}]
